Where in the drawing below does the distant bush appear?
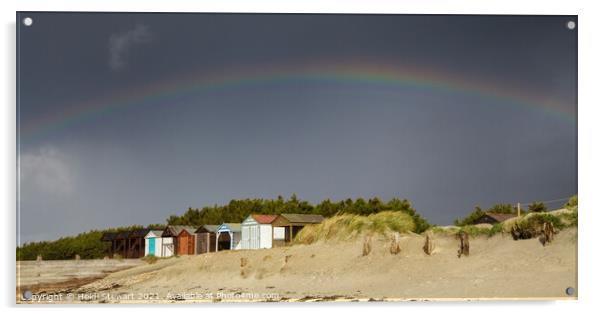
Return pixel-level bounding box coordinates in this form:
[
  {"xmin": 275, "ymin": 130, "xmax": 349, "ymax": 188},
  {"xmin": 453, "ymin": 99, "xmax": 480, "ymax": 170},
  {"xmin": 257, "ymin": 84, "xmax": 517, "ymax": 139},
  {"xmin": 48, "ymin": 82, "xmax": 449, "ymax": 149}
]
[{"xmin": 528, "ymin": 201, "xmax": 547, "ymax": 213}]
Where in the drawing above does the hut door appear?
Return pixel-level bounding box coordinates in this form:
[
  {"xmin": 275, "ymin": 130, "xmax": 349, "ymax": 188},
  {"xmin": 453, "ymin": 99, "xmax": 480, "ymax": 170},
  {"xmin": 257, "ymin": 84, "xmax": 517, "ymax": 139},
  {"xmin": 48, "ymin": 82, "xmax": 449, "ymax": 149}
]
[
  {"xmin": 187, "ymin": 235, "xmax": 194, "ymax": 254},
  {"xmin": 148, "ymin": 238, "xmax": 155, "ymax": 256},
  {"xmin": 178, "ymin": 235, "xmax": 188, "ymax": 255}
]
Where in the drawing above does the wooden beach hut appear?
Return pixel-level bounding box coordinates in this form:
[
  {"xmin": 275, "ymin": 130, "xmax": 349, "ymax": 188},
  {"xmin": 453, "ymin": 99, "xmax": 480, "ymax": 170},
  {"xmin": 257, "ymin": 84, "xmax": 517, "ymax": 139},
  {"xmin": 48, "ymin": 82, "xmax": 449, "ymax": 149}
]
[
  {"xmin": 272, "ymin": 214, "xmax": 325, "ymax": 246},
  {"xmin": 127, "ymin": 229, "xmax": 150, "ymax": 258},
  {"xmin": 241, "ymin": 214, "xmax": 278, "ymax": 249},
  {"xmin": 100, "ymin": 232, "xmax": 118, "ymax": 258},
  {"xmin": 144, "ymin": 230, "xmax": 164, "ymax": 257},
  {"xmin": 473, "ymin": 213, "xmax": 516, "ymax": 225},
  {"xmin": 161, "ymin": 225, "xmax": 197, "ymax": 256},
  {"xmin": 195, "ymin": 225, "xmax": 218, "ymax": 254},
  {"xmin": 216, "ymin": 223, "xmax": 242, "ymax": 251},
  {"xmin": 177, "ymin": 227, "xmax": 197, "ymax": 255},
  {"xmin": 114, "ymin": 231, "xmax": 130, "ymax": 258}
]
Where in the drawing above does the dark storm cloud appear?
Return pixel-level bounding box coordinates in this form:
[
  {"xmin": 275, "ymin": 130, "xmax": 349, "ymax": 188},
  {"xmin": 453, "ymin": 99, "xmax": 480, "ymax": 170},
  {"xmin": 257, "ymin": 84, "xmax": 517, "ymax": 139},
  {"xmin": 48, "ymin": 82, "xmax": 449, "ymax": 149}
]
[{"xmin": 16, "ymin": 13, "xmax": 577, "ymax": 243}]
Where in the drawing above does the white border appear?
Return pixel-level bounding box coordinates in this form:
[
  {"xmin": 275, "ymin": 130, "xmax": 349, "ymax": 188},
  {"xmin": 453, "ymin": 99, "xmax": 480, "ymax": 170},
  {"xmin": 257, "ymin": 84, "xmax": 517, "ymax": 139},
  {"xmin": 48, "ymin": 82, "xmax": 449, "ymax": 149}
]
[{"xmin": 2, "ymin": 1, "xmax": 601, "ymax": 315}]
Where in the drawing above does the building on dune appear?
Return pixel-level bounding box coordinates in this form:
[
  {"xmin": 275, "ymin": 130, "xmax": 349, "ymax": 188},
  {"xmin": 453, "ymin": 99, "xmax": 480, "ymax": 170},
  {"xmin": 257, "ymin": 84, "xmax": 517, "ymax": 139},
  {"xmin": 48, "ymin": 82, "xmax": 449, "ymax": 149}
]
[
  {"xmin": 241, "ymin": 214, "xmax": 278, "ymax": 250},
  {"xmin": 161, "ymin": 225, "xmax": 197, "ymax": 256},
  {"xmin": 177, "ymin": 227, "xmax": 198, "ymax": 255},
  {"xmin": 144, "ymin": 230, "xmax": 165, "ymax": 257},
  {"xmin": 113, "ymin": 231, "xmax": 130, "ymax": 258},
  {"xmin": 473, "ymin": 212, "xmax": 517, "ymax": 225},
  {"xmin": 216, "ymin": 223, "xmax": 242, "ymax": 251},
  {"xmin": 127, "ymin": 229, "xmax": 151, "ymax": 258},
  {"xmin": 100, "ymin": 232, "xmax": 118, "ymax": 258},
  {"xmin": 101, "ymin": 229, "xmax": 150, "ymax": 259},
  {"xmin": 271, "ymin": 213, "xmax": 325, "ymax": 246},
  {"xmin": 195, "ymin": 225, "xmax": 218, "ymax": 254}
]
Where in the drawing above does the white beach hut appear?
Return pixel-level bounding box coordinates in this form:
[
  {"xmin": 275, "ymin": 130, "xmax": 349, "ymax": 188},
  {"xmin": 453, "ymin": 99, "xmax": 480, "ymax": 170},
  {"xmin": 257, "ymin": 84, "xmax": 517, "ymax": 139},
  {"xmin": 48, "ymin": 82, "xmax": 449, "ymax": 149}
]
[
  {"xmin": 144, "ymin": 230, "xmax": 164, "ymax": 257},
  {"xmin": 241, "ymin": 214, "xmax": 278, "ymax": 249}
]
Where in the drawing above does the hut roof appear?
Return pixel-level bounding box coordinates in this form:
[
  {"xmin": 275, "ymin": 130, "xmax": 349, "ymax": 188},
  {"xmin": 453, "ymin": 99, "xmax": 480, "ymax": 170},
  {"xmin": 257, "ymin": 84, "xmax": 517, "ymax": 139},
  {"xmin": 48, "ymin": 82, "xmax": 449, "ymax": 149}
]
[
  {"xmin": 178, "ymin": 227, "xmax": 197, "ymax": 236},
  {"xmin": 100, "ymin": 232, "xmax": 117, "ymax": 241},
  {"xmin": 251, "ymin": 214, "xmax": 278, "ymax": 224},
  {"xmin": 484, "ymin": 212, "xmax": 516, "ymax": 223},
  {"xmin": 217, "ymin": 223, "xmax": 242, "ymax": 233},
  {"xmin": 115, "ymin": 231, "xmax": 131, "ymax": 239},
  {"xmin": 162, "ymin": 225, "xmax": 197, "ymax": 237},
  {"xmin": 129, "ymin": 228, "xmax": 152, "ymax": 238},
  {"xmin": 195, "ymin": 225, "xmax": 219, "ymax": 233},
  {"xmin": 280, "ymin": 213, "xmax": 325, "ymax": 224},
  {"xmin": 145, "ymin": 230, "xmax": 164, "ymax": 238}
]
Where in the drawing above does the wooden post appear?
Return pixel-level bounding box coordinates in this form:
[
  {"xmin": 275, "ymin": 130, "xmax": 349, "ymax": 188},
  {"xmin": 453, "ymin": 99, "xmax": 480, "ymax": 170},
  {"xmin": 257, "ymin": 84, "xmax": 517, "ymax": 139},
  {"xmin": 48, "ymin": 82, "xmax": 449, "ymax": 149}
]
[
  {"xmin": 216, "ymin": 232, "xmax": 219, "ymax": 251},
  {"xmin": 517, "ymin": 203, "xmax": 521, "ymax": 217}
]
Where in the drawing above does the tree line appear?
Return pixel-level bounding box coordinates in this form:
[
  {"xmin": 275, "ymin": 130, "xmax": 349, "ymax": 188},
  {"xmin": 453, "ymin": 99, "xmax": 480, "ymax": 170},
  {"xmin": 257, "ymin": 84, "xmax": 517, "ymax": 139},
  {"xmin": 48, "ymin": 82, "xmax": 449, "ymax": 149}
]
[
  {"xmin": 16, "ymin": 224, "xmax": 163, "ymax": 261},
  {"xmin": 166, "ymin": 195, "xmax": 431, "ymax": 233}
]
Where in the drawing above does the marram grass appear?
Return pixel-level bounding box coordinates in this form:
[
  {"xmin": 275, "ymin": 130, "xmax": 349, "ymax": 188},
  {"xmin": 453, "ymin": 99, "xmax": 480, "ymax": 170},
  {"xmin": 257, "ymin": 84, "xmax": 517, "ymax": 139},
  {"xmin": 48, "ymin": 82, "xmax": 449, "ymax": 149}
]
[{"xmin": 295, "ymin": 211, "xmax": 415, "ymax": 244}]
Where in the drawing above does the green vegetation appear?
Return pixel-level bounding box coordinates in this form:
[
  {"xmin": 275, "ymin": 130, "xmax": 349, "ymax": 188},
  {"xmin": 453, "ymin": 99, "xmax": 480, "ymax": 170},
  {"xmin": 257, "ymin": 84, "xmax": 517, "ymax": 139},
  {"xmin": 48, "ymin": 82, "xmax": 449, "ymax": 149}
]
[
  {"xmin": 528, "ymin": 201, "xmax": 547, "ymax": 213},
  {"xmin": 444, "ymin": 195, "xmax": 578, "ymax": 239},
  {"xmin": 429, "ymin": 223, "xmax": 502, "ymax": 238},
  {"xmin": 16, "ymin": 224, "xmax": 163, "ymax": 261},
  {"xmin": 167, "ymin": 195, "xmax": 430, "ymax": 233},
  {"xmin": 295, "ymin": 211, "xmax": 416, "ymax": 244},
  {"xmin": 565, "ymin": 195, "xmax": 578, "ymax": 209}
]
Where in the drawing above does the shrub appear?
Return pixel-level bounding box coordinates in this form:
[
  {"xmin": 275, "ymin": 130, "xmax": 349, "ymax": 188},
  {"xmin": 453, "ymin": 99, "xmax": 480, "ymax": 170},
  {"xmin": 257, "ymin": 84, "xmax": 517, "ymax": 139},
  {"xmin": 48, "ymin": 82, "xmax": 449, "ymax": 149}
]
[
  {"xmin": 511, "ymin": 213, "xmax": 565, "ymax": 240},
  {"xmin": 528, "ymin": 201, "xmax": 547, "ymax": 213},
  {"xmin": 488, "ymin": 223, "xmax": 503, "ymax": 237},
  {"xmin": 459, "ymin": 225, "xmax": 492, "ymax": 237}
]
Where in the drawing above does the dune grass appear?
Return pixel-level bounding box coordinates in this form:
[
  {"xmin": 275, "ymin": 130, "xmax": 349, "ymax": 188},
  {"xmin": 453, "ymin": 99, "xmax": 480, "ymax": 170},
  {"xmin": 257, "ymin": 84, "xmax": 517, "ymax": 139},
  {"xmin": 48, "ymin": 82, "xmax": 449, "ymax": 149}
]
[{"xmin": 294, "ymin": 211, "xmax": 416, "ymax": 244}]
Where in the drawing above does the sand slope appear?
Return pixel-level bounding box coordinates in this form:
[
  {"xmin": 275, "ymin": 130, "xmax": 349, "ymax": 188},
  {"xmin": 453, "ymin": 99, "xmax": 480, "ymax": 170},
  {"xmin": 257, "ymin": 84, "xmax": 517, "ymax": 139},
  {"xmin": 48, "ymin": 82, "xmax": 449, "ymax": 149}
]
[{"xmin": 67, "ymin": 228, "xmax": 577, "ymax": 302}]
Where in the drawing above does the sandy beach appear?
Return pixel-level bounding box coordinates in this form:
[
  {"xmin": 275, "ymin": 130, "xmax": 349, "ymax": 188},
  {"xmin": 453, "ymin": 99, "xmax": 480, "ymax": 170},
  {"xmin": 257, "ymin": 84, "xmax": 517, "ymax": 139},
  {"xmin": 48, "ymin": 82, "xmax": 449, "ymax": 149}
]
[{"xmin": 17, "ymin": 227, "xmax": 577, "ymax": 303}]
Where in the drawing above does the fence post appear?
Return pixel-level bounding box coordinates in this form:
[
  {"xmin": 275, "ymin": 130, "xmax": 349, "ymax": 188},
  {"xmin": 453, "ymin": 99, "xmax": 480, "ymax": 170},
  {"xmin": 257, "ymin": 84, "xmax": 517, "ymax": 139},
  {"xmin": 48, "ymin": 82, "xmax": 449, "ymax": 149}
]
[{"xmin": 517, "ymin": 203, "xmax": 521, "ymax": 217}]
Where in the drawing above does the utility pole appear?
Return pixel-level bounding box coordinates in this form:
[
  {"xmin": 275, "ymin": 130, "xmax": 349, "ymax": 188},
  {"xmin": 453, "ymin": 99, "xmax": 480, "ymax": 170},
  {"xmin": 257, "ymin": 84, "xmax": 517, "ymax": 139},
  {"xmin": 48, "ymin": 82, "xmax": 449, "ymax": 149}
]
[{"xmin": 517, "ymin": 202, "xmax": 521, "ymax": 217}]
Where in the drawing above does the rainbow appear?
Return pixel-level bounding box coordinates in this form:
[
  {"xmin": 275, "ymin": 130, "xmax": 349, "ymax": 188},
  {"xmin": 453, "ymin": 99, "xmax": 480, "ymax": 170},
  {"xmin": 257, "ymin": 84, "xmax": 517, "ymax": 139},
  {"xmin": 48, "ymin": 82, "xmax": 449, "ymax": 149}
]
[{"xmin": 19, "ymin": 60, "xmax": 576, "ymax": 139}]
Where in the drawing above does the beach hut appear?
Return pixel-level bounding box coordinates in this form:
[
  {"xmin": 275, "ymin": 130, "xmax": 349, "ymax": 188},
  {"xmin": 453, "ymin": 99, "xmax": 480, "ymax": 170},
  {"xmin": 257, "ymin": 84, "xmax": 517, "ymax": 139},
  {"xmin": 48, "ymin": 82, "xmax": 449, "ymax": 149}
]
[
  {"xmin": 473, "ymin": 213, "xmax": 516, "ymax": 225},
  {"xmin": 216, "ymin": 223, "xmax": 242, "ymax": 251},
  {"xmin": 272, "ymin": 214, "xmax": 325, "ymax": 246},
  {"xmin": 114, "ymin": 231, "xmax": 131, "ymax": 258},
  {"xmin": 100, "ymin": 232, "xmax": 118, "ymax": 258},
  {"xmin": 144, "ymin": 230, "xmax": 164, "ymax": 257},
  {"xmin": 177, "ymin": 227, "xmax": 197, "ymax": 255},
  {"xmin": 195, "ymin": 225, "xmax": 218, "ymax": 254},
  {"xmin": 127, "ymin": 229, "xmax": 150, "ymax": 258},
  {"xmin": 241, "ymin": 214, "xmax": 278, "ymax": 249},
  {"xmin": 161, "ymin": 225, "xmax": 197, "ymax": 256}
]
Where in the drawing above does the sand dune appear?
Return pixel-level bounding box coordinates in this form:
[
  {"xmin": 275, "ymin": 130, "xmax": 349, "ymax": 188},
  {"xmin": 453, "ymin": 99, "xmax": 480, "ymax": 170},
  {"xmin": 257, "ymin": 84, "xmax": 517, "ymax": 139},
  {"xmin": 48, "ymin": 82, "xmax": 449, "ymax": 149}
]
[{"xmin": 55, "ymin": 227, "xmax": 578, "ymax": 303}]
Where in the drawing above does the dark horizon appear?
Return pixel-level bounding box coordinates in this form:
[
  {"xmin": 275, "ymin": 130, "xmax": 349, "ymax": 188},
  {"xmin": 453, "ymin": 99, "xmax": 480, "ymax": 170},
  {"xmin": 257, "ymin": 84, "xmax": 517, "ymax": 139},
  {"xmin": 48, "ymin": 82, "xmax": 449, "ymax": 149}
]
[{"xmin": 17, "ymin": 13, "xmax": 577, "ymax": 244}]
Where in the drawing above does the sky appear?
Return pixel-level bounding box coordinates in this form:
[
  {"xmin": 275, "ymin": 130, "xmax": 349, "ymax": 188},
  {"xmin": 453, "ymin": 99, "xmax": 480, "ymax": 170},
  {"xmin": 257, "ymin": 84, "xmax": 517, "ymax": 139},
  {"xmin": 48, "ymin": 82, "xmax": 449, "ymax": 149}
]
[{"xmin": 17, "ymin": 13, "xmax": 577, "ymax": 244}]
